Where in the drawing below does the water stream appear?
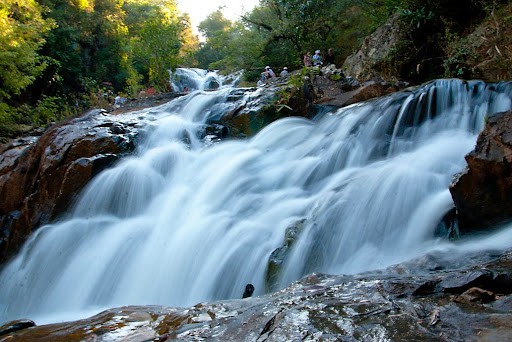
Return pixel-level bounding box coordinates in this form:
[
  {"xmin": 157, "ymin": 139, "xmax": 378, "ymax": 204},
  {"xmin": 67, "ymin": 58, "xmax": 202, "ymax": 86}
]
[{"xmin": 1, "ymin": 71, "xmax": 512, "ymax": 325}]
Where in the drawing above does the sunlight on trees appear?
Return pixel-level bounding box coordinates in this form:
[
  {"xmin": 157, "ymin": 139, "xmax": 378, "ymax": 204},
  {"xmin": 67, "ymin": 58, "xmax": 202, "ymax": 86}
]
[{"xmin": 0, "ymin": 0, "xmax": 55, "ymax": 100}]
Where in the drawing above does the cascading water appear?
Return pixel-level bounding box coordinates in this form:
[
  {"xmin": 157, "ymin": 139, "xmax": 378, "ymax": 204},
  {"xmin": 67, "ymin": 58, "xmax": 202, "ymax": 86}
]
[
  {"xmin": 169, "ymin": 68, "xmax": 240, "ymax": 92},
  {"xmin": 1, "ymin": 75, "xmax": 512, "ymax": 325}
]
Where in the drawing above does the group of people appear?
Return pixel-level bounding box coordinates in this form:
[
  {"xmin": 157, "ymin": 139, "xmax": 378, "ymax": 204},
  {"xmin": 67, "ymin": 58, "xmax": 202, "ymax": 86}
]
[
  {"xmin": 303, "ymin": 48, "xmax": 335, "ymax": 67},
  {"xmin": 258, "ymin": 65, "xmax": 289, "ymax": 85},
  {"xmin": 257, "ymin": 48, "xmax": 335, "ymax": 86}
]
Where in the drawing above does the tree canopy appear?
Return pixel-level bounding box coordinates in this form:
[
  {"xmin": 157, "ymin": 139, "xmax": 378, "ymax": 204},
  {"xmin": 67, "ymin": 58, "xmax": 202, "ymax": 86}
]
[{"xmin": 0, "ymin": 0, "xmax": 55, "ymax": 101}]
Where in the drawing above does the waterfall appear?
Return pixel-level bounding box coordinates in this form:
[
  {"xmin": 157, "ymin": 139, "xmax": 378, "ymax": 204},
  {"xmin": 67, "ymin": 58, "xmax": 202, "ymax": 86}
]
[
  {"xmin": 169, "ymin": 68, "xmax": 241, "ymax": 92},
  {"xmin": 1, "ymin": 76, "xmax": 512, "ymax": 325}
]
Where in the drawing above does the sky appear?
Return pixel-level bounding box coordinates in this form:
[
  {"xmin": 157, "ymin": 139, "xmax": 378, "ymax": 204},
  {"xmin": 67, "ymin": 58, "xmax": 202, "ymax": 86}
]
[{"xmin": 177, "ymin": 0, "xmax": 260, "ymax": 33}]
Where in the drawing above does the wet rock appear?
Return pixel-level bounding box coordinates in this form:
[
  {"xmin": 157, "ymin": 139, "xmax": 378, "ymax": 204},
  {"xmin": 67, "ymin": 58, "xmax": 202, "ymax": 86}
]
[
  {"xmin": 490, "ymin": 272, "xmax": 512, "ymax": 294},
  {"xmin": 201, "ymin": 123, "xmax": 230, "ymax": 142},
  {"xmin": 242, "ymin": 284, "xmax": 255, "ymax": 298},
  {"xmin": 435, "ymin": 208, "xmax": 459, "ymax": 239},
  {"xmin": 265, "ymin": 219, "xmax": 306, "ymax": 292},
  {"xmin": 412, "ymin": 280, "xmax": 442, "ymax": 296},
  {"xmin": 453, "ymin": 287, "xmax": 496, "ymax": 304},
  {"xmin": 490, "ymin": 295, "xmax": 512, "ymax": 312},
  {"xmin": 215, "ymin": 84, "xmax": 308, "ymax": 137},
  {"xmin": 450, "ymin": 110, "xmax": 512, "ymax": 232},
  {"xmin": 440, "ymin": 270, "xmax": 494, "ymax": 294},
  {"xmin": 0, "ymin": 110, "xmax": 141, "ymax": 262},
  {"xmin": 0, "ymin": 319, "xmax": 36, "ymax": 336},
  {"xmin": 316, "ymin": 80, "xmax": 403, "ymax": 107},
  {"xmin": 4, "ymin": 250, "xmax": 512, "ymax": 341},
  {"xmin": 206, "ymin": 78, "xmax": 220, "ymax": 90}
]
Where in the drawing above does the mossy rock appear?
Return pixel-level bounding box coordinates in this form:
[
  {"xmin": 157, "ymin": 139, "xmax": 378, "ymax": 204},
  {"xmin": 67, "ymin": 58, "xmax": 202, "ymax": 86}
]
[{"xmin": 265, "ymin": 219, "xmax": 307, "ymax": 292}]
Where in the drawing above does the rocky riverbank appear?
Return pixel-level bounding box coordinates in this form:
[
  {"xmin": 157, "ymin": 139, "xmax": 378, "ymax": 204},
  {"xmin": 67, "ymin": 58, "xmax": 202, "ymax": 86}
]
[{"xmin": 2, "ymin": 248, "xmax": 512, "ymax": 341}]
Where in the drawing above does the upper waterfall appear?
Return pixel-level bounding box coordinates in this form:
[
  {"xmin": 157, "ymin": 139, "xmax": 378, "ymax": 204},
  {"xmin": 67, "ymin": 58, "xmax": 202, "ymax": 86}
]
[
  {"xmin": 169, "ymin": 68, "xmax": 241, "ymax": 92},
  {"xmin": 1, "ymin": 75, "xmax": 512, "ymax": 325}
]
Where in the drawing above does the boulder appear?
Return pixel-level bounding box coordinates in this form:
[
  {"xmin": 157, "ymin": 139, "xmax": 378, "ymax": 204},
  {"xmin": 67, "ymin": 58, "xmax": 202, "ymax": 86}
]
[
  {"xmin": 343, "ymin": 13, "xmax": 406, "ymax": 82},
  {"xmin": 0, "ymin": 110, "xmax": 140, "ymax": 263},
  {"xmin": 450, "ymin": 110, "xmax": 512, "ymax": 232}
]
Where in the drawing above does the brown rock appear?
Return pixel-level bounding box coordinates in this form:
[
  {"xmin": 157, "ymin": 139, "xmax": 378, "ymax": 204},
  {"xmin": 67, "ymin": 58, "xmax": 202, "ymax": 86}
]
[
  {"xmin": 450, "ymin": 110, "xmax": 512, "ymax": 231},
  {"xmin": 316, "ymin": 81, "xmax": 401, "ymax": 107},
  {"xmin": 453, "ymin": 287, "xmax": 496, "ymax": 304},
  {"xmin": 0, "ymin": 111, "xmax": 138, "ymax": 262}
]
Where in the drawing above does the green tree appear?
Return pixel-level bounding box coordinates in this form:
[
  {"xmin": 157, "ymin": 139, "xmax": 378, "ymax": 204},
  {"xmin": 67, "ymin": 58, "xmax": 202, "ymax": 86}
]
[
  {"xmin": 195, "ymin": 9, "xmax": 233, "ymax": 70},
  {"xmin": 240, "ymin": 0, "xmax": 374, "ymax": 71},
  {"xmin": 0, "ymin": 0, "xmax": 55, "ymax": 101},
  {"xmin": 125, "ymin": 0, "xmax": 191, "ymax": 91},
  {"xmin": 32, "ymin": 0, "xmax": 129, "ymax": 101}
]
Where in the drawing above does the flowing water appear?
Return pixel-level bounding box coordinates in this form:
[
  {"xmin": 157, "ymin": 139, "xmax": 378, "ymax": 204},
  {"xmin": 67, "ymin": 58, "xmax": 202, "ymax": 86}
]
[{"xmin": 1, "ymin": 71, "xmax": 512, "ymax": 325}]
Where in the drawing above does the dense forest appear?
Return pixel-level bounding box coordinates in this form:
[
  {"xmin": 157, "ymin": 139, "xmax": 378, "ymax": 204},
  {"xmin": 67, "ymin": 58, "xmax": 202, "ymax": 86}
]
[{"xmin": 1, "ymin": 0, "xmax": 510, "ymax": 139}]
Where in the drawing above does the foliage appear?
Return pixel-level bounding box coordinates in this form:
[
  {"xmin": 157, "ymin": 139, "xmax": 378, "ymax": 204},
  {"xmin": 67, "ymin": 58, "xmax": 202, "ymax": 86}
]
[
  {"xmin": 442, "ymin": 0, "xmax": 512, "ymax": 80},
  {"xmin": 242, "ymin": 0, "xmax": 375, "ymax": 67},
  {"xmin": 442, "ymin": 31, "xmax": 472, "ymax": 77},
  {"xmin": 195, "ymin": 10, "xmax": 233, "ymax": 70},
  {"xmin": 0, "ymin": 0, "xmax": 55, "ymax": 100},
  {"xmin": 125, "ymin": 0, "xmax": 193, "ymax": 91},
  {"xmin": 192, "ymin": 1, "xmax": 375, "ymax": 82},
  {"xmin": 276, "ymin": 67, "xmax": 311, "ymax": 103},
  {"xmin": 0, "ymin": 0, "xmax": 200, "ymax": 138},
  {"xmin": 33, "ymin": 95, "xmax": 72, "ymax": 124}
]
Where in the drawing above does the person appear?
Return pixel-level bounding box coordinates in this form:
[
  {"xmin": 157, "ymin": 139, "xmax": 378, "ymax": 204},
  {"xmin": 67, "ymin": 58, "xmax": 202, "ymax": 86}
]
[
  {"xmin": 114, "ymin": 95, "xmax": 121, "ymax": 108},
  {"xmin": 261, "ymin": 69, "xmax": 270, "ymax": 81},
  {"xmin": 265, "ymin": 66, "xmax": 276, "ymax": 78},
  {"xmin": 280, "ymin": 67, "xmax": 289, "ymax": 77},
  {"xmin": 303, "ymin": 52, "xmax": 311, "ymax": 67},
  {"xmin": 325, "ymin": 48, "xmax": 335, "ymax": 65},
  {"xmin": 257, "ymin": 69, "xmax": 269, "ymax": 86},
  {"xmin": 312, "ymin": 50, "xmax": 323, "ymax": 66}
]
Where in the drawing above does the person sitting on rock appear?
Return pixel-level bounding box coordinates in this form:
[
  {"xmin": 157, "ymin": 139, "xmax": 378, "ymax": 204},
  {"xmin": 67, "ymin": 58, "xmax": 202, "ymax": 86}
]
[
  {"xmin": 257, "ymin": 70, "xmax": 269, "ymax": 86},
  {"xmin": 280, "ymin": 67, "xmax": 289, "ymax": 77},
  {"xmin": 303, "ymin": 52, "xmax": 312, "ymax": 67},
  {"xmin": 312, "ymin": 50, "xmax": 323, "ymax": 66},
  {"xmin": 325, "ymin": 48, "xmax": 335, "ymax": 66},
  {"xmin": 265, "ymin": 66, "xmax": 276, "ymax": 78}
]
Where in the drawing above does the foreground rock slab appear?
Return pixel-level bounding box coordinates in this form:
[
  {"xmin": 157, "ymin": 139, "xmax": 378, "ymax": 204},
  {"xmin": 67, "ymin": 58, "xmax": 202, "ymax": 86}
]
[{"xmin": 4, "ymin": 250, "xmax": 512, "ymax": 341}]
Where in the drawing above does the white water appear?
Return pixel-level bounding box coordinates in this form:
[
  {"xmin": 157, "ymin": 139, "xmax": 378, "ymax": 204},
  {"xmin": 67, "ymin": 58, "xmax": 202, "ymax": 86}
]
[{"xmin": 1, "ymin": 75, "xmax": 512, "ymax": 325}]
